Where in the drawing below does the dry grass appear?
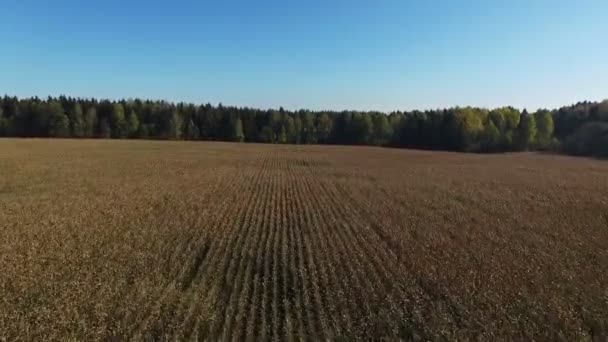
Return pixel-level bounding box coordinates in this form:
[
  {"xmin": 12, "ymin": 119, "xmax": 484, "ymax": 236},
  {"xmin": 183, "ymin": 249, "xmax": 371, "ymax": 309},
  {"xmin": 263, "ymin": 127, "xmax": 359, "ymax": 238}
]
[{"xmin": 0, "ymin": 139, "xmax": 607, "ymax": 340}]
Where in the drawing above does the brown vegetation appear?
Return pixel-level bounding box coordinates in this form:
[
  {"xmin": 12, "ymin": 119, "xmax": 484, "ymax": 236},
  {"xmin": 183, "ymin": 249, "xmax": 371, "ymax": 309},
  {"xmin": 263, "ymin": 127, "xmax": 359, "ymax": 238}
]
[{"xmin": 0, "ymin": 139, "xmax": 607, "ymax": 340}]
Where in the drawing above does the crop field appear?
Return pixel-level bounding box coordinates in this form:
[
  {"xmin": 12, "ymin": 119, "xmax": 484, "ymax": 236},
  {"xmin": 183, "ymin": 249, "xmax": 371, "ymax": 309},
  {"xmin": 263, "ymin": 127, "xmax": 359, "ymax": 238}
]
[{"xmin": 0, "ymin": 139, "xmax": 607, "ymax": 340}]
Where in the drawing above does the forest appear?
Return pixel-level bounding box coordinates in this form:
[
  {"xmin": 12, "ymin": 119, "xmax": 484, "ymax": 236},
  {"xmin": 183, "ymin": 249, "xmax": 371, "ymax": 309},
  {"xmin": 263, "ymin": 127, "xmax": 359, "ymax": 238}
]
[{"xmin": 0, "ymin": 95, "xmax": 607, "ymax": 156}]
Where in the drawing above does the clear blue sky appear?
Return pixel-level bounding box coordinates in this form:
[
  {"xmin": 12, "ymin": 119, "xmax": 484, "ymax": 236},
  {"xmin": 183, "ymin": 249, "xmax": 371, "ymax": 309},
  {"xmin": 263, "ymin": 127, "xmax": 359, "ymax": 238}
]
[{"xmin": 1, "ymin": 0, "xmax": 607, "ymax": 112}]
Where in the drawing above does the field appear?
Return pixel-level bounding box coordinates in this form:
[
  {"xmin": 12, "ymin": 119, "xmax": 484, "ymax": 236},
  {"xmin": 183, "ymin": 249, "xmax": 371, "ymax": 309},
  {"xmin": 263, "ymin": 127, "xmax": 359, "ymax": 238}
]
[{"xmin": 0, "ymin": 139, "xmax": 607, "ymax": 340}]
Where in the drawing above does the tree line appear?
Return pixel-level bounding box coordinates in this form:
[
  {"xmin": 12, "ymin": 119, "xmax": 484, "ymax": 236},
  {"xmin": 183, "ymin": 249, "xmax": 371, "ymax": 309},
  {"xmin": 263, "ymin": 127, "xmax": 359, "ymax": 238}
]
[{"xmin": 0, "ymin": 95, "xmax": 606, "ymax": 156}]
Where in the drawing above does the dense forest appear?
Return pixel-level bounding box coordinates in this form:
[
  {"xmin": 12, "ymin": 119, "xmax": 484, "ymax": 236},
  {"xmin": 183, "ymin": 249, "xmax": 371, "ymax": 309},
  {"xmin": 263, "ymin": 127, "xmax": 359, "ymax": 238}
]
[{"xmin": 0, "ymin": 95, "xmax": 607, "ymax": 156}]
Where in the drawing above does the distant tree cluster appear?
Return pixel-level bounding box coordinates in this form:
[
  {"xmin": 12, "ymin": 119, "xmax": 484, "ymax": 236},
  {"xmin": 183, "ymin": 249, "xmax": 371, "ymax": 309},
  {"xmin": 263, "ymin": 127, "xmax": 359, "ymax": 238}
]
[
  {"xmin": 0, "ymin": 95, "xmax": 606, "ymax": 155},
  {"xmin": 553, "ymin": 101, "xmax": 608, "ymax": 157}
]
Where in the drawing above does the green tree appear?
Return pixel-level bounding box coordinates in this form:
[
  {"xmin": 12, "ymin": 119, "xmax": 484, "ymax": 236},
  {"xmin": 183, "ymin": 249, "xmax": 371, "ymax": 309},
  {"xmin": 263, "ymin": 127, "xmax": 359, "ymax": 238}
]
[
  {"xmin": 453, "ymin": 107, "xmax": 483, "ymax": 151},
  {"xmin": 46, "ymin": 102, "xmax": 70, "ymax": 137},
  {"xmin": 301, "ymin": 112, "xmax": 317, "ymax": 144},
  {"xmin": 269, "ymin": 110, "xmax": 282, "ymax": 134},
  {"xmin": 489, "ymin": 107, "xmax": 520, "ymax": 150},
  {"xmin": 0, "ymin": 107, "xmax": 9, "ymax": 136},
  {"xmin": 7, "ymin": 94, "xmax": 607, "ymax": 154},
  {"xmin": 388, "ymin": 113, "xmax": 403, "ymax": 144},
  {"xmin": 126, "ymin": 109, "xmax": 140, "ymax": 138},
  {"xmin": 277, "ymin": 125, "xmax": 287, "ymax": 143},
  {"xmin": 562, "ymin": 122, "xmax": 608, "ymax": 157},
  {"xmin": 490, "ymin": 107, "xmax": 520, "ymax": 131},
  {"xmin": 69, "ymin": 103, "xmax": 85, "ymax": 137},
  {"xmin": 184, "ymin": 118, "xmax": 200, "ymax": 140},
  {"xmin": 316, "ymin": 113, "xmax": 333, "ymax": 143},
  {"xmin": 28, "ymin": 102, "xmax": 48, "ymax": 136},
  {"xmin": 372, "ymin": 114, "xmax": 392, "ymax": 145},
  {"xmin": 534, "ymin": 110, "xmax": 554, "ymax": 148},
  {"xmin": 516, "ymin": 111, "xmax": 537, "ymax": 150},
  {"xmin": 99, "ymin": 118, "xmax": 111, "ymax": 138},
  {"xmin": 111, "ymin": 103, "xmax": 128, "ymax": 138},
  {"xmin": 481, "ymin": 120, "xmax": 501, "ymax": 152},
  {"xmin": 233, "ymin": 118, "xmax": 245, "ymax": 142},
  {"xmin": 489, "ymin": 109, "xmax": 506, "ymax": 130},
  {"xmin": 169, "ymin": 110, "xmax": 182, "ymax": 139},
  {"xmin": 259, "ymin": 125, "xmax": 273, "ymax": 143},
  {"xmin": 136, "ymin": 124, "xmax": 151, "ymax": 138},
  {"xmin": 597, "ymin": 100, "xmax": 608, "ymax": 120},
  {"xmin": 84, "ymin": 106, "xmax": 97, "ymax": 137},
  {"xmin": 2, "ymin": 101, "xmax": 21, "ymax": 136},
  {"xmin": 293, "ymin": 116, "xmax": 302, "ymax": 144},
  {"xmin": 284, "ymin": 116, "xmax": 297, "ymax": 143},
  {"xmin": 350, "ymin": 112, "xmax": 374, "ymax": 145}
]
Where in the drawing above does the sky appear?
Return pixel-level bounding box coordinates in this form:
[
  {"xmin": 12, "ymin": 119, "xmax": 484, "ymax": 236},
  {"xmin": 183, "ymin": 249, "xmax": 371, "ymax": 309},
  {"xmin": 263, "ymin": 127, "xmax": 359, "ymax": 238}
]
[{"xmin": 1, "ymin": 0, "xmax": 607, "ymax": 112}]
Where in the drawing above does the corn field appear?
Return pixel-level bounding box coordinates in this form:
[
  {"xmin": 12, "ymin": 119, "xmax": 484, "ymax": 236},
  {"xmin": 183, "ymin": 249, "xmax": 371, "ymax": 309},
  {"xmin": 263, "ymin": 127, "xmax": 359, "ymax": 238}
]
[{"xmin": 0, "ymin": 139, "xmax": 607, "ymax": 340}]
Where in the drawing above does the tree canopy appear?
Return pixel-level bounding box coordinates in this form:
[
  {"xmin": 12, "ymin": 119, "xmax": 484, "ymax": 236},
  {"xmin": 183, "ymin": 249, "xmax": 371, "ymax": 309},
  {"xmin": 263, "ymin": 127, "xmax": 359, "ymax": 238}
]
[{"xmin": 1, "ymin": 94, "xmax": 606, "ymax": 156}]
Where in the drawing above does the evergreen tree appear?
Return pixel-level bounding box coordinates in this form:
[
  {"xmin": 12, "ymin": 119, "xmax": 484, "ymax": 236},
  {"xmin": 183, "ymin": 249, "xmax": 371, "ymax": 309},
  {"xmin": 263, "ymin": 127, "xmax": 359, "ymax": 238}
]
[
  {"xmin": 99, "ymin": 118, "xmax": 112, "ymax": 138},
  {"xmin": 30, "ymin": 102, "xmax": 49, "ymax": 136},
  {"xmin": 2, "ymin": 101, "xmax": 20, "ymax": 136},
  {"xmin": 0, "ymin": 107, "xmax": 9, "ymax": 136},
  {"xmin": 293, "ymin": 116, "xmax": 302, "ymax": 144}
]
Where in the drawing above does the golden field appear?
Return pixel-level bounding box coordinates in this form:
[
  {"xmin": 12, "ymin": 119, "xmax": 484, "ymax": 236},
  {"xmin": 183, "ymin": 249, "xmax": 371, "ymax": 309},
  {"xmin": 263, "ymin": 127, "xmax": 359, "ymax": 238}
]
[{"xmin": 0, "ymin": 139, "xmax": 606, "ymax": 340}]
